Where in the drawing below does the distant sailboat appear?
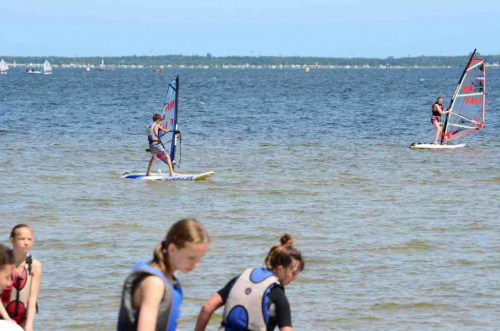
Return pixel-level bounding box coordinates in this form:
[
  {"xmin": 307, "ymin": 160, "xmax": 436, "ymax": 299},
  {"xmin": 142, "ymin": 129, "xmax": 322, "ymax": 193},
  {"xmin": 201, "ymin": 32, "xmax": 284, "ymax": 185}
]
[
  {"xmin": 97, "ymin": 58, "xmax": 114, "ymax": 71},
  {"xmin": 86, "ymin": 63, "xmax": 91, "ymax": 71},
  {"xmin": 0, "ymin": 59, "xmax": 8, "ymax": 75},
  {"xmin": 97, "ymin": 59, "xmax": 106, "ymax": 71},
  {"xmin": 43, "ymin": 60, "xmax": 52, "ymax": 75}
]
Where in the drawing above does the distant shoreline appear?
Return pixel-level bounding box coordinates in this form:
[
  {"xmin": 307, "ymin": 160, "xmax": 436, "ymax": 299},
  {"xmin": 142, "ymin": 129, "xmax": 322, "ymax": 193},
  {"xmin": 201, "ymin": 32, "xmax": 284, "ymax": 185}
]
[
  {"xmin": 1, "ymin": 54, "xmax": 500, "ymax": 69},
  {"xmin": 6, "ymin": 63, "xmax": 500, "ymax": 70}
]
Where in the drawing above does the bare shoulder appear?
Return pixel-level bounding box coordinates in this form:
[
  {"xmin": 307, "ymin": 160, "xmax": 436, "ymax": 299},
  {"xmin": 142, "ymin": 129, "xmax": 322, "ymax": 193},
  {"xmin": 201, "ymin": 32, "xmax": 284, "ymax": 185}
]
[
  {"xmin": 139, "ymin": 275, "xmax": 166, "ymax": 302},
  {"xmin": 32, "ymin": 259, "xmax": 42, "ymax": 271},
  {"xmin": 140, "ymin": 275, "xmax": 166, "ymax": 292}
]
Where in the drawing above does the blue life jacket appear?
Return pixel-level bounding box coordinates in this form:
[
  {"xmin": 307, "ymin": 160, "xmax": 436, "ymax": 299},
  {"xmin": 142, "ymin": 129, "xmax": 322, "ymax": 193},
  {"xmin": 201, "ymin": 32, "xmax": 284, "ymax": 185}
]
[{"xmin": 117, "ymin": 260, "xmax": 183, "ymax": 331}]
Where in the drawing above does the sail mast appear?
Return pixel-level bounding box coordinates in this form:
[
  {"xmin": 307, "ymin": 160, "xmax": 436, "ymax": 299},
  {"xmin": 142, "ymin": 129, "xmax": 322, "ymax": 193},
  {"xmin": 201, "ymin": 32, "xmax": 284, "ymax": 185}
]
[
  {"xmin": 171, "ymin": 75, "xmax": 180, "ymax": 166},
  {"xmin": 441, "ymin": 49, "xmax": 476, "ymax": 144}
]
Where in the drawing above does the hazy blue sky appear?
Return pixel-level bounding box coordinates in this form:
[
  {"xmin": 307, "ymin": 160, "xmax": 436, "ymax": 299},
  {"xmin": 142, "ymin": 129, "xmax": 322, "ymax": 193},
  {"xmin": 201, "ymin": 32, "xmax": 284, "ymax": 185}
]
[{"xmin": 1, "ymin": 0, "xmax": 499, "ymax": 57}]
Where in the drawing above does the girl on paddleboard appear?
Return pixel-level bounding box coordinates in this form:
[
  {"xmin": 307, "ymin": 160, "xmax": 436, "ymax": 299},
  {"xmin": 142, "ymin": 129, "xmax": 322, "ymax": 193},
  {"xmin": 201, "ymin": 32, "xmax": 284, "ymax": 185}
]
[
  {"xmin": 117, "ymin": 218, "xmax": 210, "ymax": 331},
  {"xmin": 195, "ymin": 234, "xmax": 305, "ymax": 331},
  {"xmin": 431, "ymin": 97, "xmax": 453, "ymax": 144}
]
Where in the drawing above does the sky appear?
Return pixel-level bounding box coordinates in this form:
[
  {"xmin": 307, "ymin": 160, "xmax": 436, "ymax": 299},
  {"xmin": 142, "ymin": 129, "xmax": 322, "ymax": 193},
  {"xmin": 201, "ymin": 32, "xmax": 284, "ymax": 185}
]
[{"xmin": 1, "ymin": 0, "xmax": 500, "ymax": 58}]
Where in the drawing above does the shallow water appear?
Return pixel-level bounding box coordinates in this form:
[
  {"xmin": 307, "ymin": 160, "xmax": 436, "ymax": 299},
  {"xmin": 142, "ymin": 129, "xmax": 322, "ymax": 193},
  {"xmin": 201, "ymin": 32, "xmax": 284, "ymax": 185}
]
[{"xmin": 0, "ymin": 68, "xmax": 499, "ymax": 330}]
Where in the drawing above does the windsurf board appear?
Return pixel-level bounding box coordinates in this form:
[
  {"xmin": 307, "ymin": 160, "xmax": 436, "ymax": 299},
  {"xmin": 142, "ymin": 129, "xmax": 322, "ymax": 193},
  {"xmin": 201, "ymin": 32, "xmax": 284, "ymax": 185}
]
[
  {"xmin": 409, "ymin": 143, "xmax": 465, "ymax": 149},
  {"xmin": 122, "ymin": 171, "xmax": 214, "ymax": 181}
]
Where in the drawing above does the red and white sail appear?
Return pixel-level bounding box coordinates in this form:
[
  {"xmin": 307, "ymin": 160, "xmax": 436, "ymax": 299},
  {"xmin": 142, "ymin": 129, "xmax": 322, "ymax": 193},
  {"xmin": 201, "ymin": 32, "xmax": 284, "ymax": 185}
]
[{"xmin": 442, "ymin": 51, "xmax": 486, "ymax": 142}]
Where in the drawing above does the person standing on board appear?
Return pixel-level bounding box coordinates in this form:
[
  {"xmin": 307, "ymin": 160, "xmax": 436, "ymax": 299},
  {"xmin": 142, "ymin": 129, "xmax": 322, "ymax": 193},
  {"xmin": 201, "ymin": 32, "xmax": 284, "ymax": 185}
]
[
  {"xmin": 0, "ymin": 245, "xmax": 23, "ymax": 331},
  {"xmin": 195, "ymin": 234, "xmax": 305, "ymax": 331},
  {"xmin": 0, "ymin": 225, "xmax": 42, "ymax": 331},
  {"xmin": 146, "ymin": 113, "xmax": 178, "ymax": 177},
  {"xmin": 117, "ymin": 218, "xmax": 210, "ymax": 331},
  {"xmin": 431, "ymin": 97, "xmax": 453, "ymax": 145}
]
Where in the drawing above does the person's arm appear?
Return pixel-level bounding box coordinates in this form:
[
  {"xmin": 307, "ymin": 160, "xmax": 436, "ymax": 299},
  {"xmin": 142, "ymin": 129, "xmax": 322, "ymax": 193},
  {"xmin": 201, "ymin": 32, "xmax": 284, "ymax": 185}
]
[
  {"xmin": 23, "ymin": 260, "xmax": 42, "ymax": 331},
  {"xmin": 195, "ymin": 276, "xmax": 237, "ymax": 331},
  {"xmin": 136, "ymin": 276, "xmax": 166, "ymax": 331},
  {"xmin": 194, "ymin": 293, "xmax": 224, "ymax": 331},
  {"xmin": 435, "ymin": 104, "xmax": 452, "ymax": 115},
  {"xmin": 158, "ymin": 126, "xmax": 170, "ymax": 134},
  {"xmin": 269, "ymin": 287, "xmax": 293, "ymax": 331}
]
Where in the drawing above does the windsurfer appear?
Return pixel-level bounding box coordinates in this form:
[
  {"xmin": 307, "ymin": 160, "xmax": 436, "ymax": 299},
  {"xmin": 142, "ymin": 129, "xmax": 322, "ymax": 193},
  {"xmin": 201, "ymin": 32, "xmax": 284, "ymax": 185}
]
[
  {"xmin": 431, "ymin": 97, "xmax": 452, "ymax": 145},
  {"xmin": 146, "ymin": 113, "xmax": 178, "ymax": 177}
]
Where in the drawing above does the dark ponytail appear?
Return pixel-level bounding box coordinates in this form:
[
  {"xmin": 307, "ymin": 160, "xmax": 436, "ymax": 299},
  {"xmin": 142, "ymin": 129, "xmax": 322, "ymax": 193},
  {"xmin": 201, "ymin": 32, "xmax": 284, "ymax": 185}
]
[{"xmin": 265, "ymin": 234, "xmax": 304, "ymax": 272}]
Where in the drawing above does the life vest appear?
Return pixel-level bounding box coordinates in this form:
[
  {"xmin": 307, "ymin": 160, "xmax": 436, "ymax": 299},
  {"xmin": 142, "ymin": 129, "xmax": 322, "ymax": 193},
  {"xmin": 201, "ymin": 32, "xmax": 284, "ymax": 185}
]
[
  {"xmin": 221, "ymin": 268, "xmax": 281, "ymax": 331},
  {"xmin": 432, "ymin": 102, "xmax": 443, "ymax": 117},
  {"xmin": 147, "ymin": 123, "xmax": 160, "ymax": 145},
  {"xmin": 0, "ymin": 255, "xmax": 35, "ymax": 324},
  {"xmin": 117, "ymin": 260, "xmax": 183, "ymax": 331}
]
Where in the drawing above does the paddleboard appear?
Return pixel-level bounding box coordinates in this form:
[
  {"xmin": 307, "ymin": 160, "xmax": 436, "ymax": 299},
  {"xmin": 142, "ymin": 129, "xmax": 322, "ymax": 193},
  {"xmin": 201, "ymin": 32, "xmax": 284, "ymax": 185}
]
[
  {"xmin": 409, "ymin": 143, "xmax": 465, "ymax": 149},
  {"xmin": 122, "ymin": 171, "xmax": 214, "ymax": 181}
]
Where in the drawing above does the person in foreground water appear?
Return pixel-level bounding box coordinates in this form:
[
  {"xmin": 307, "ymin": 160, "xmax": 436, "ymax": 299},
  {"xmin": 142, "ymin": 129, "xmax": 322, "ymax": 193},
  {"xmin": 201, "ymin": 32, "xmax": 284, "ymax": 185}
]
[
  {"xmin": 146, "ymin": 113, "xmax": 178, "ymax": 177},
  {"xmin": 431, "ymin": 97, "xmax": 453, "ymax": 145},
  {"xmin": 0, "ymin": 245, "xmax": 22, "ymax": 331},
  {"xmin": 0, "ymin": 225, "xmax": 42, "ymax": 331},
  {"xmin": 0, "ymin": 245, "xmax": 14, "ymax": 293},
  {"xmin": 195, "ymin": 234, "xmax": 305, "ymax": 331},
  {"xmin": 117, "ymin": 218, "xmax": 210, "ymax": 331}
]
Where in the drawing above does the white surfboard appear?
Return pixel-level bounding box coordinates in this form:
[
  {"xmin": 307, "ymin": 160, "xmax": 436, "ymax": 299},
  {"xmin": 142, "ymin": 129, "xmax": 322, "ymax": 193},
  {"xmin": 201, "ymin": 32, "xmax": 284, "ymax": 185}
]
[
  {"xmin": 409, "ymin": 143, "xmax": 465, "ymax": 149},
  {"xmin": 122, "ymin": 171, "xmax": 214, "ymax": 181}
]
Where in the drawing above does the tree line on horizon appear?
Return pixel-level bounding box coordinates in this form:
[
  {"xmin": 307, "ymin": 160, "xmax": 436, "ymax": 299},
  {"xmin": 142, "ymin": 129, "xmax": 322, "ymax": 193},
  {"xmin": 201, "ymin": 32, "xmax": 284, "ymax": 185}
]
[{"xmin": 1, "ymin": 53, "xmax": 499, "ymax": 67}]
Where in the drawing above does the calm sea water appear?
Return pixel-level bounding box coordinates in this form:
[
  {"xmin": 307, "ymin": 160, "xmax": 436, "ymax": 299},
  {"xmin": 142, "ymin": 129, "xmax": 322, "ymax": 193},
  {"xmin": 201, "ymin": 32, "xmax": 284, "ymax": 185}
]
[{"xmin": 0, "ymin": 68, "xmax": 499, "ymax": 330}]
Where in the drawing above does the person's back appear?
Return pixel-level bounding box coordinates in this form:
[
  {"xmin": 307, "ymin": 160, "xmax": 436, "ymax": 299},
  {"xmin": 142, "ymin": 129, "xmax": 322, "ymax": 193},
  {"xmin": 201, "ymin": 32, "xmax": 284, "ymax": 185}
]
[{"xmin": 195, "ymin": 234, "xmax": 305, "ymax": 331}]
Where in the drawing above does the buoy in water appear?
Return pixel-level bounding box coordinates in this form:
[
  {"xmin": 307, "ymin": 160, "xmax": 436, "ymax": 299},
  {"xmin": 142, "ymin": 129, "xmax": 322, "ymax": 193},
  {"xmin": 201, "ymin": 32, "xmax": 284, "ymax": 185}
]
[{"xmin": 305, "ymin": 67, "xmax": 310, "ymax": 73}]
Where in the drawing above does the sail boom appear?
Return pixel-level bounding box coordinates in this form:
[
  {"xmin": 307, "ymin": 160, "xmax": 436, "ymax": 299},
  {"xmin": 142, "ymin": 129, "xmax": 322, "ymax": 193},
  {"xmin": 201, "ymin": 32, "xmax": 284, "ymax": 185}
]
[
  {"xmin": 450, "ymin": 112, "xmax": 479, "ymax": 124},
  {"xmin": 449, "ymin": 123, "xmax": 479, "ymax": 129},
  {"xmin": 456, "ymin": 92, "xmax": 484, "ymax": 98},
  {"xmin": 467, "ymin": 61, "xmax": 484, "ymax": 71}
]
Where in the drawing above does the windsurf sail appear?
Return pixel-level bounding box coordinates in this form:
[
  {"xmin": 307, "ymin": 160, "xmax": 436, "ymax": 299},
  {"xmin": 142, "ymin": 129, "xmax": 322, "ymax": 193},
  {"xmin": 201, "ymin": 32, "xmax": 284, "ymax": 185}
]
[
  {"xmin": 442, "ymin": 49, "xmax": 486, "ymax": 143},
  {"xmin": 157, "ymin": 75, "xmax": 181, "ymax": 168},
  {"xmin": 0, "ymin": 59, "xmax": 8, "ymax": 74},
  {"xmin": 43, "ymin": 60, "xmax": 52, "ymax": 74}
]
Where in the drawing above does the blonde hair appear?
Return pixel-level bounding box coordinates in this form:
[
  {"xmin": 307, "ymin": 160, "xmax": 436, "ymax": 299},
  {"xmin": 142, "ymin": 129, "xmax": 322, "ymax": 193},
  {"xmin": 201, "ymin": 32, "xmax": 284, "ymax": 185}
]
[
  {"xmin": 152, "ymin": 218, "xmax": 210, "ymax": 275},
  {"xmin": 265, "ymin": 234, "xmax": 304, "ymax": 272}
]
